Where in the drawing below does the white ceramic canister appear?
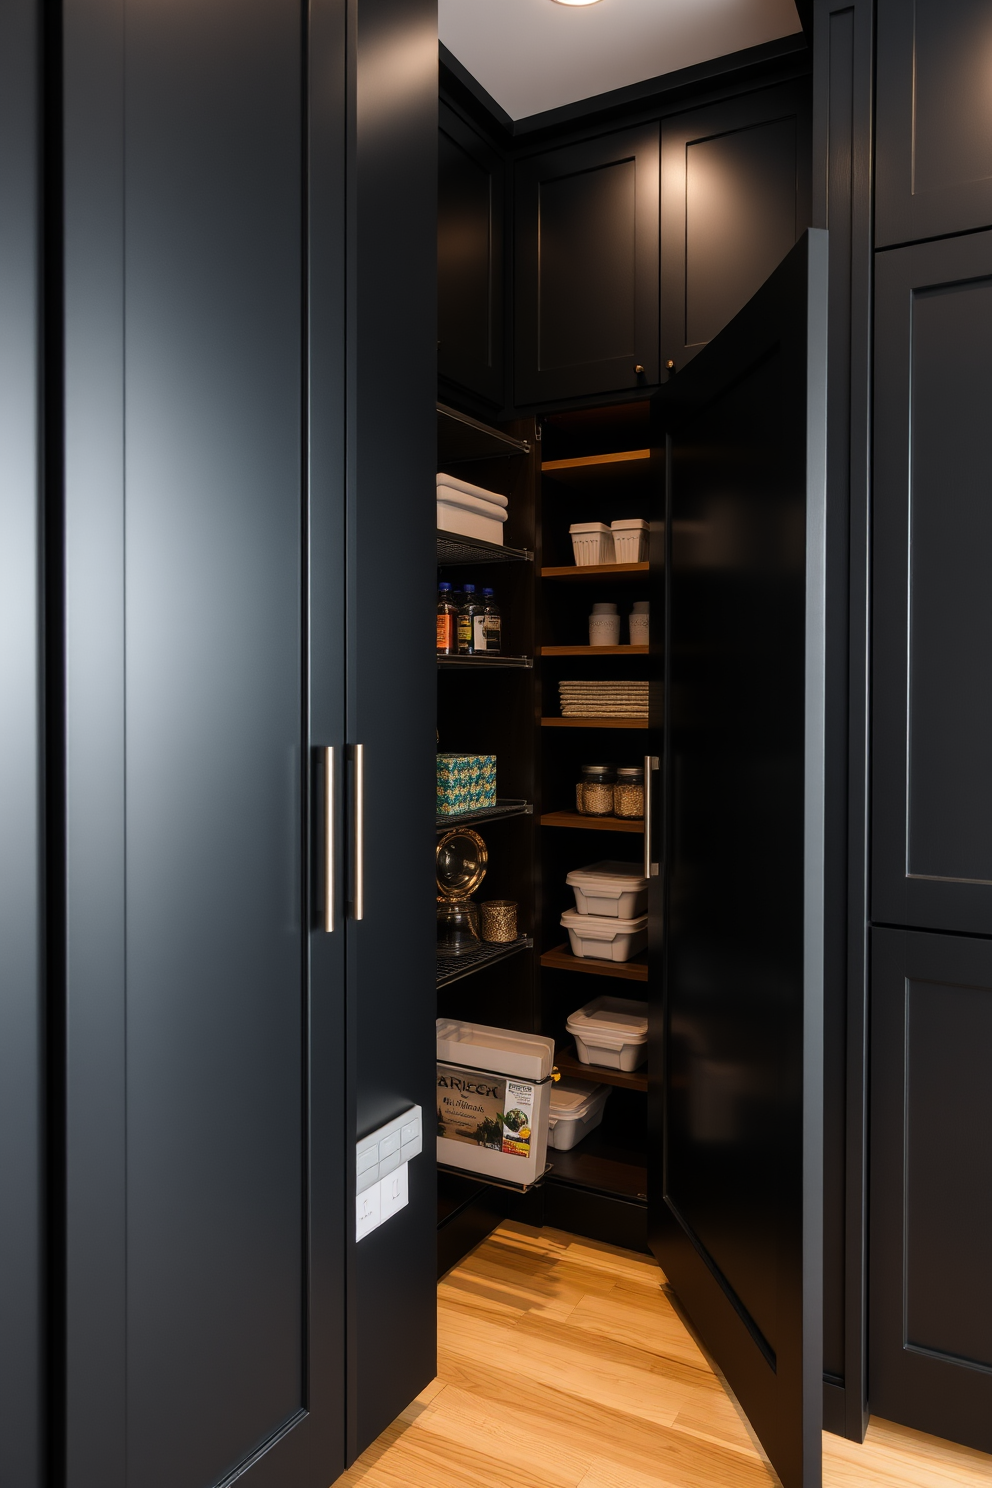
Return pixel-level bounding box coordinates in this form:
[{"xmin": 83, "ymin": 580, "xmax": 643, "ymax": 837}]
[
  {"xmin": 629, "ymin": 600, "xmax": 649, "ymax": 646},
  {"xmin": 589, "ymin": 602, "xmax": 620, "ymax": 647}
]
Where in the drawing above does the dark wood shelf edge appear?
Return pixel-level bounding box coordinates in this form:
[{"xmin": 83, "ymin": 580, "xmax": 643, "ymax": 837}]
[
  {"xmin": 541, "ymin": 811, "xmax": 644, "ymax": 833},
  {"xmin": 541, "ymin": 562, "xmax": 649, "ymax": 579},
  {"xmin": 555, "ymin": 1046, "xmax": 647, "ymax": 1093},
  {"xmin": 540, "ymin": 943, "xmax": 649, "ymax": 982},
  {"xmin": 541, "ymin": 717, "xmax": 649, "ymax": 730}
]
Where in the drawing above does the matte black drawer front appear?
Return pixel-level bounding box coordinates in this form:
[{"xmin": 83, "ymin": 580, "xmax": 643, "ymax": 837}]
[
  {"xmin": 873, "ymin": 230, "xmax": 992, "ymax": 934},
  {"xmin": 870, "ymin": 928, "xmax": 992, "ymax": 1452}
]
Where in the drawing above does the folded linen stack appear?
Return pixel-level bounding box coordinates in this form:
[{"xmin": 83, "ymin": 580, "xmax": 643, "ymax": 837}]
[
  {"xmin": 436, "ymin": 472, "xmax": 508, "ymax": 546},
  {"xmin": 558, "ymin": 680, "xmax": 649, "ymax": 718}
]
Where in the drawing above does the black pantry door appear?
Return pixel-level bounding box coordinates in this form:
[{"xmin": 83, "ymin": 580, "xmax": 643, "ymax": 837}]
[
  {"xmin": 869, "ymin": 928, "xmax": 992, "ymax": 1454},
  {"xmin": 650, "ymin": 231, "xmax": 828, "ymax": 1488},
  {"xmin": 62, "ymin": 1, "xmax": 346, "ymax": 1484},
  {"xmin": 872, "ymin": 230, "xmax": 992, "ymax": 937}
]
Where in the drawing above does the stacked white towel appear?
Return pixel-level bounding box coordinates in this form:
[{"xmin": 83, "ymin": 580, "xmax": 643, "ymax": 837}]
[
  {"xmin": 437, "ymin": 471, "xmax": 508, "ymax": 545},
  {"xmin": 559, "ymin": 680, "xmax": 649, "ymax": 719}
]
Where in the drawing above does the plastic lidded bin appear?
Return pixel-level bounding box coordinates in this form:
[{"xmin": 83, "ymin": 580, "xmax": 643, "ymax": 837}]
[
  {"xmin": 565, "ymin": 860, "xmax": 649, "ymax": 918},
  {"xmin": 436, "ymin": 1019, "xmax": 555, "ymax": 1187},
  {"xmin": 547, "ymin": 1078, "xmax": 611, "ymax": 1150},
  {"xmin": 560, "ymin": 907, "xmax": 647, "ymax": 962},
  {"xmin": 566, "ymin": 996, "xmax": 649, "ymax": 1071}
]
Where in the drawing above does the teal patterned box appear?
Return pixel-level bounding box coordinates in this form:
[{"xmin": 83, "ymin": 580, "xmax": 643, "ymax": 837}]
[{"xmin": 437, "ymin": 754, "xmax": 496, "ymax": 815}]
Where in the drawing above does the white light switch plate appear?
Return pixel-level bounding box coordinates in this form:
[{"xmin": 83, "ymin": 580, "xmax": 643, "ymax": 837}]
[{"xmin": 355, "ymin": 1105, "xmax": 422, "ymax": 1241}]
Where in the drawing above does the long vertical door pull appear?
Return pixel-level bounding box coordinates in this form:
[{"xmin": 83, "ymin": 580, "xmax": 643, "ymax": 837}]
[
  {"xmin": 324, "ymin": 746, "xmax": 335, "ymax": 932},
  {"xmin": 644, "ymin": 755, "xmax": 660, "ymax": 878},
  {"xmin": 350, "ymin": 744, "xmax": 365, "ymax": 920}
]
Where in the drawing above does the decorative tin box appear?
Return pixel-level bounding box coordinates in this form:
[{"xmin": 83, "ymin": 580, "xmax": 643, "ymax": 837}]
[{"xmin": 436, "ymin": 754, "xmax": 496, "ymax": 815}]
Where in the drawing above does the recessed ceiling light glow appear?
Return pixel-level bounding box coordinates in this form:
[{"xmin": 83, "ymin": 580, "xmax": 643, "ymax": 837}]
[{"xmin": 550, "ymin": 0, "xmax": 604, "ymax": 6}]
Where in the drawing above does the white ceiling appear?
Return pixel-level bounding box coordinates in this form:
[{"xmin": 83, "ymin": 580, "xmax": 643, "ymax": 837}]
[{"xmin": 439, "ymin": 0, "xmax": 803, "ymax": 121}]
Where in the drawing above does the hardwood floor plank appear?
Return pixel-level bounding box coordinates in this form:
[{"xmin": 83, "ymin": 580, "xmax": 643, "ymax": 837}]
[{"xmin": 333, "ymin": 1225, "xmax": 992, "ymax": 1488}]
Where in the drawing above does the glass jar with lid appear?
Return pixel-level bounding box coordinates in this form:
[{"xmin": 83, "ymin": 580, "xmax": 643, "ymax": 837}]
[
  {"xmin": 614, "ymin": 765, "xmax": 644, "ymax": 819},
  {"xmin": 576, "ymin": 763, "xmax": 616, "ymax": 816},
  {"xmin": 436, "ymin": 826, "xmax": 488, "ymax": 955}
]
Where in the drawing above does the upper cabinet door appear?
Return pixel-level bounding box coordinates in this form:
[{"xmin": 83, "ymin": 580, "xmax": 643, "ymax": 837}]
[
  {"xmin": 514, "ymin": 124, "xmax": 659, "ymax": 406},
  {"xmin": 873, "ymin": 231, "xmax": 992, "ymax": 935},
  {"xmin": 652, "ymin": 232, "xmax": 828, "ymax": 1488},
  {"xmin": 438, "ymin": 104, "xmax": 505, "ymax": 409},
  {"xmin": 876, "ymin": 0, "xmax": 992, "ymax": 247},
  {"xmin": 661, "ymin": 81, "xmax": 811, "ymax": 373}
]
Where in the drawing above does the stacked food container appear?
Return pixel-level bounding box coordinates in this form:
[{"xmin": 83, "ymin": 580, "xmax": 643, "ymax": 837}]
[
  {"xmin": 436, "ymin": 472, "xmax": 508, "ymax": 545},
  {"xmin": 560, "ymin": 859, "xmax": 649, "ymax": 963}
]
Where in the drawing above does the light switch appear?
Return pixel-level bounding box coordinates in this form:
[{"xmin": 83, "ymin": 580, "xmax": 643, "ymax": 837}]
[
  {"xmin": 380, "ymin": 1162, "xmax": 408, "ymax": 1222},
  {"xmin": 355, "ymin": 1104, "xmax": 421, "ymax": 1241},
  {"xmin": 355, "ymin": 1182, "xmax": 381, "ymax": 1242}
]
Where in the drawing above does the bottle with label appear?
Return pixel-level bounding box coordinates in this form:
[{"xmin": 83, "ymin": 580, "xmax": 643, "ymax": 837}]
[
  {"xmin": 436, "ymin": 581, "xmax": 457, "ymax": 656},
  {"xmin": 457, "ymin": 584, "xmax": 482, "ymax": 654},
  {"xmin": 481, "ymin": 587, "xmax": 501, "ymax": 653}
]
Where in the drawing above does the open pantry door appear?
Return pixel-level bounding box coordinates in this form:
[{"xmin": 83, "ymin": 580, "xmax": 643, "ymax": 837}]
[{"xmin": 648, "ymin": 230, "xmax": 828, "ymax": 1488}]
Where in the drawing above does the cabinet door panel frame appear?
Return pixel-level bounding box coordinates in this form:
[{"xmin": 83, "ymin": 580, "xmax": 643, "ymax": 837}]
[
  {"xmin": 869, "ymin": 927, "xmax": 992, "ymax": 1453},
  {"xmin": 661, "ymin": 80, "xmax": 812, "ymax": 374},
  {"xmin": 872, "ymin": 229, "xmax": 992, "ymax": 935},
  {"xmin": 514, "ymin": 124, "xmax": 659, "ymax": 406},
  {"xmin": 876, "ymin": 0, "xmax": 992, "ymax": 247}
]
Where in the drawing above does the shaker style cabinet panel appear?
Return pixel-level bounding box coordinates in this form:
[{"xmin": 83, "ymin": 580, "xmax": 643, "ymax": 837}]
[
  {"xmin": 661, "ymin": 81, "xmax": 811, "ymax": 373},
  {"xmin": 438, "ymin": 104, "xmax": 504, "ymax": 408},
  {"xmin": 61, "ymin": 1, "xmax": 346, "ymax": 1484},
  {"xmin": 514, "ymin": 124, "xmax": 659, "ymax": 405},
  {"xmin": 876, "ymin": 0, "xmax": 992, "ymax": 246},
  {"xmin": 870, "ymin": 929, "xmax": 992, "ymax": 1454},
  {"xmin": 872, "ymin": 232, "xmax": 992, "ymax": 935}
]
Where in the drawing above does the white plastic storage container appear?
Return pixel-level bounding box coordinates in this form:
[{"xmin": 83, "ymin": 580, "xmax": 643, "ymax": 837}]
[
  {"xmin": 611, "ymin": 518, "xmax": 648, "ymax": 563},
  {"xmin": 437, "ymin": 486, "xmax": 508, "ymax": 546},
  {"xmin": 561, "ymin": 907, "xmax": 647, "ymax": 962},
  {"xmin": 566, "ymin": 996, "xmax": 649, "ymax": 1071},
  {"xmin": 566, "ymin": 860, "xmax": 649, "ymax": 918},
  {"xmin": 436, "ymin": 1019, "xmax": 554, "ymax": 1187},
  {"xmin": 547, "ymin": 1078, "xmax": 611, "ymax": 1150},
  {"xmin": 569, "ymin": 521, "xmax": 614, "ymax": 566}
]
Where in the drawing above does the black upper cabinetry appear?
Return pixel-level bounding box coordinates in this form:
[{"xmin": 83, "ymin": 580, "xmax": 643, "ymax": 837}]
[
  {"xmin": 438, "ymin": 103, "xmax": 505, "ymax": 409},
  {"xmin": 513, "ymin": 125, "xmax": 660, "ymax": 406},
  {"xmin": 872, "ymin": 230, "xmax": 992, "ymax": 935},
  {"xmin": 661, "ymin": 80, "xmax": 812, "ymax": 373},
  {"xmin": 876, "ymin": 0, "xmax": 992, "ymax": 247}
]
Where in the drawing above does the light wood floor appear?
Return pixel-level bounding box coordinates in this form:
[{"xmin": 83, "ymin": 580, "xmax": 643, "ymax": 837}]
[{"xmin": 335, "ymin": 1221, "xmax": 991, "ymax": 1488}]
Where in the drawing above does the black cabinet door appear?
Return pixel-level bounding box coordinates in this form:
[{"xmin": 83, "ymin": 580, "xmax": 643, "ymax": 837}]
[
  {"xmin": 876, "ymin": 0, "xmax": 992, "ymax": 247},
  {"xmin": 870, "ymin": 928, "xmax": 992, "ymax": 1452},
  {"xmin": 661, "ymin": 81, "xmax": 812, "ymax": 375},
  {"xmin": 514, "ymin": 124, "xmax": 659, "ymax": 406},
  {"xmin": 650, "ymin": 231, "xmax": 829, "ymax": 1488},
  {"xmin": 0, "ymin": 3, "xmax": 44, "ymax": 1483},
  {"xmin": 62, "ymin": 2, "xmax": 345, "ymax": 1484},
  {"xmin": 438, "ymin": 103, "xmax": 504, "ymax": 409},
  {"xmin": 872, "ymin": 231, "xmax": 992, "ymax": 936}
]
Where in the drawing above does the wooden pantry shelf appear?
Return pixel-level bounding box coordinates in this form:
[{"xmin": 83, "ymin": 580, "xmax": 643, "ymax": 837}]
[
  {"xmin": 541, "ymin": 645, "xmax": 648, "ymax": 656},
  {"xmin": 541, "ymin": 717, "xmax": 649, "ymax": 730},
  {"xmin": 541, "ymin": 449, "xmax": 650, "ymax": 472},
  {"xmin": 541, "ymin": 811, "xmax": 644, "ymax": 834},
  {"xmin": 541, "ymin": 561, "xmax": 649, "ymax": 579},
  {"xmin": 555, "ymin": 1045, "xmax": 647, "ymax": 1094},
  {"xmin": 541, "ymin": 943, "xmax": 648, "ymax": 982}
]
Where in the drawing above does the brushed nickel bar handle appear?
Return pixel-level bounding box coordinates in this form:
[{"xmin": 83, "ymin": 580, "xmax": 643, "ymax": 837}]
[
  {"xmin": 644, "ymin": 755, "xmax": 660, "ymax": 879},
  {"xmin": 323, "ymin": 746, "xmax": 334, "ymax": 933},
  {"xmin": 351, "ymin": 743, "xmax": 365, "ymax": 921}
]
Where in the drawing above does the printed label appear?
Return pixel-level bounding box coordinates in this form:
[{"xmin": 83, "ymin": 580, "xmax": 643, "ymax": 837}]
[
  {"xmin": 436, "ymin": 1062, "xmax": 536, "ymax": 1159},
  {"xmin": 473, "ymin": 614, "xmax": 487, "ymax": 650},
  {"xmin": 436, "ymin": 614, "xmax": 453, "ymax": 652},
  {"xmin": 456, "ymin": 613, "xmax": 473, "ymax": 649},
  {"xmin": 485, "ymin": 615, "xmax": 501, "ymax": 652}
]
